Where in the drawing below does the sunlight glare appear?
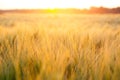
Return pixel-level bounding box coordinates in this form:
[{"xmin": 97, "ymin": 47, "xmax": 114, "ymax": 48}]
[{"xmin": 0, "ymin": 0, "xmax": 120, "ymax": 9}]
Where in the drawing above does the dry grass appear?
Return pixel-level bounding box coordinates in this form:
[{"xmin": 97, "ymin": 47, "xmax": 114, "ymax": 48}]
[{"xmin": 0, "ymin": 13, "xmax": 120, "ymax": 80}]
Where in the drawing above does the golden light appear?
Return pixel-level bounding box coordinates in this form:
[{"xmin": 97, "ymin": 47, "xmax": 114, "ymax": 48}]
[{"xmin": 0, "ymin": 0, "xmax": 120, "ymax": 9}]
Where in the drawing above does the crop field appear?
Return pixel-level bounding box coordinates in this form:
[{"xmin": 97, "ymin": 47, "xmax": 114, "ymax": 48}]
[{"xmin": 0, "ymin": 13, "xmax": 120, "ymax": 80}]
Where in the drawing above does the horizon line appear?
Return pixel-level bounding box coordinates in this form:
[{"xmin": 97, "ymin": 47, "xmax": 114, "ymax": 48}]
[{"xmin": 0, "ymin": 6, "xmax": 120, "ymax": 10}]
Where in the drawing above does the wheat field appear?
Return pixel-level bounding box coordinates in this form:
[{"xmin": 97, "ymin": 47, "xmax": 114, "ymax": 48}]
[{"xmin": 0, "ymin": 13, "xmax": 120, "ymax": 80}]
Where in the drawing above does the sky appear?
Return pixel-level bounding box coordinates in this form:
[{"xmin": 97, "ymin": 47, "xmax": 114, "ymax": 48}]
[{"xmin": 0, "ymin": 0, "xmax": 120, "ymax": 10}]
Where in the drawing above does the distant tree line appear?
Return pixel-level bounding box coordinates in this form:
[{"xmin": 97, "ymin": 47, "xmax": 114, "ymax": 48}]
[{"xmin": 88, "ymin": 7, "xmax": 120, "ymax": 14}]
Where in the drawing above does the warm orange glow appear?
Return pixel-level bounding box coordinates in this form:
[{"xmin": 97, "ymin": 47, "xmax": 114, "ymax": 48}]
[
  {"xmin": 46, "ymin": 9, "xmax": 58, "ymax": 13},
  {"xmin": 0, "ymin": 0, "xmax": 120, "ymax": 9}
]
